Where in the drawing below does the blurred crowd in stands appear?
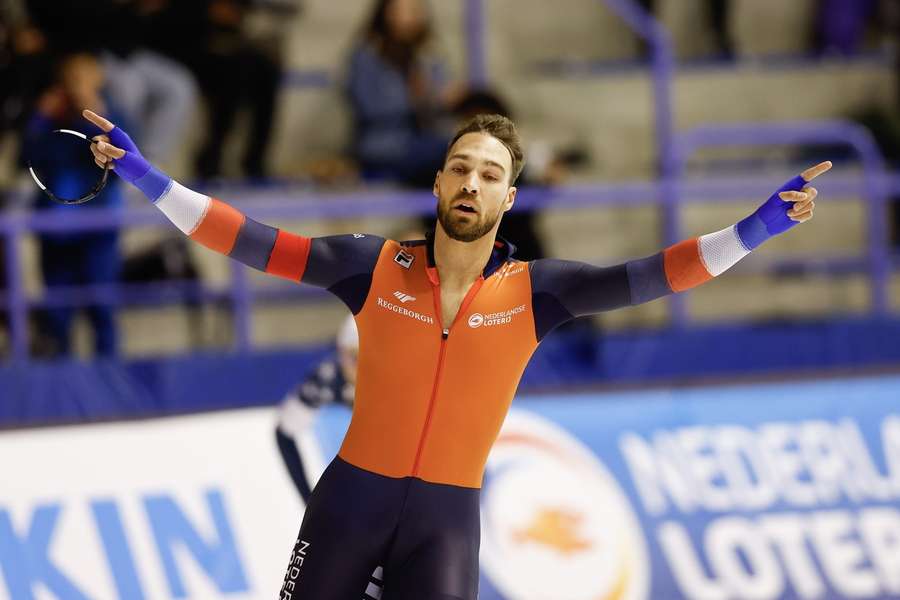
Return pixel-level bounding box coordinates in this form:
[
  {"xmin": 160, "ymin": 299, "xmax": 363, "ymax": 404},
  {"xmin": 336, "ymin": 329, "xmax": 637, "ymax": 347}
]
[{"xmin": 0, "ymin": 0, "xmax": 899, "ymax": 360}]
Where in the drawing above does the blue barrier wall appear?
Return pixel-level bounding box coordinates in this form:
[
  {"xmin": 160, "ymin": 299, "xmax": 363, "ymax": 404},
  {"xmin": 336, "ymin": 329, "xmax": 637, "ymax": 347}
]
[
  {"xmin": 3, "ymin": 315, "xmax": 900, "ymax": 428},
  {"xmin": 0, "ymin": 364, "xmax": 897, "ymax": 598}
]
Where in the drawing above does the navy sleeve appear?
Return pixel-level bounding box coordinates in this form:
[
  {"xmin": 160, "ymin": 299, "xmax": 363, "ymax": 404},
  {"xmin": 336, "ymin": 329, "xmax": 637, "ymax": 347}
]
[
  {"xmin": 302, "ymin": 234, "xmax": 386, "ymax": 315},
  {"xmin": 529, "ymin": 254, "xmax": 670, "ymax": 341}
]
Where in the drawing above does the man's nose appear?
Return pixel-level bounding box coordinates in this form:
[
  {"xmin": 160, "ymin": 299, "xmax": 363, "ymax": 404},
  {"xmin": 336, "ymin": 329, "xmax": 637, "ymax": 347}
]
[{"xmin": 461, "ymin": 174, "xmax": 479, "ymax": 195}]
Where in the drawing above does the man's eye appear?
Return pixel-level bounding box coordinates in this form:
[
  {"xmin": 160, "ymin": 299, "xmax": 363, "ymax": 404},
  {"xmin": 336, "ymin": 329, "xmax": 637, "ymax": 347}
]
[
  {"xmin": 452, "ymin": 166, "xmax": 465, "ymax": 174},
  {"xmin": 484, "ymin": 174, "xmax": 499, "ymax": 182}
]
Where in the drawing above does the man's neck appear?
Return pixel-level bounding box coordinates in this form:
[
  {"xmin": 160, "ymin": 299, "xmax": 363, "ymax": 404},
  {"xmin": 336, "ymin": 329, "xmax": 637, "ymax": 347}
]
[{"xmin": 432, "ymin": 224, "xmax": 497, "ymax": 286}]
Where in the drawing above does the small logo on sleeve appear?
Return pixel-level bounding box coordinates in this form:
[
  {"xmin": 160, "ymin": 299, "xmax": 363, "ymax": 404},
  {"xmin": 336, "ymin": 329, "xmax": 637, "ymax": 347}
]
[
  {"xmin": 393, "ymin": 291, "xmax": 416, "ymax": 303},
  {"xmin": 394, "ymin": 250, "xmax": 415, "ymax": 269},
  {"xmin": 503, "ymin": 264, "xmax": 526, "ymax": 277}
]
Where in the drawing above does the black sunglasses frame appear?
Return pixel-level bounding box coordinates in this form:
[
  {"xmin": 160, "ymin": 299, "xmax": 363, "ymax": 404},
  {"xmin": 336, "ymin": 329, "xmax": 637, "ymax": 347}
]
[{"xmin": 27, "ymin": 129, "xmax": 111, "ymax": 205}]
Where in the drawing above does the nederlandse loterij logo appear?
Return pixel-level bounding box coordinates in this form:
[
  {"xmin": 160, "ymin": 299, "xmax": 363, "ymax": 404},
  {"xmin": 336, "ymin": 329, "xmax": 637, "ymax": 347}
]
[
  {"xmin": 394, "ymin": 250, "xmax": 414, "ymax": 269},
  {"xmin": 393, "ymin": 291, "xmax": 416, "ymax": 303},
  {"xmin": 467, "ymin": 305, "xmax": 526, "ymax": 328},
  {"xmin": 480, "ymin": 410, "xmax": 650, "ymax": 600}
]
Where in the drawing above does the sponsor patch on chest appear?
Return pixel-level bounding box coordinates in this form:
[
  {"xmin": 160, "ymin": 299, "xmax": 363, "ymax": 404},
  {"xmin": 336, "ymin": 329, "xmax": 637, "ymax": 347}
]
[
  {"xmin": 468, "ymin": 304, "xmax": 527, "ymax": 328},
  {"xmin": 376, "ymin": 296, "xmax": 434, "ymax": 324}
]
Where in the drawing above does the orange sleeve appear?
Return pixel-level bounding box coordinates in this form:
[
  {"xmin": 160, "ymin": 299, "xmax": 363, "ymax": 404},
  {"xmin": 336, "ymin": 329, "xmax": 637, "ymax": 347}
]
[
  {"xmin": 189, "ymin": 198, "xmax": 244, "ymax": 255},
  {"xmin": 663, "ymin": 238, "xmax": 713, "ymax": 292}
]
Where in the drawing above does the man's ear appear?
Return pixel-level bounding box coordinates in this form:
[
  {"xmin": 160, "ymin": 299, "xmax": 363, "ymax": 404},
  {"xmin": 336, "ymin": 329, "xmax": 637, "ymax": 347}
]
[
  {"xmin": 433, "ymin": 170, "xmax": 441, "ymax": 198},
  {"xmin": 503, "ymin": 186, "xmax": 517, "ymax": 212}
]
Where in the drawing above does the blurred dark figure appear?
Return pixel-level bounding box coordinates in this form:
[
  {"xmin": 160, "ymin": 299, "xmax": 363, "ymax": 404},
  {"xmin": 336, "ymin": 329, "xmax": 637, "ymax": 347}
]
[
  {"xmin": 276, "ymin": 314, "xmax": 358, "ymax": 501},
  {"xmin": 0, "ymin": 192, "xmax": 5, "ymax": 354},
  {"xmin": 345, "ymin": 0, "xmax": 459, "ymax": 187},
  {"xmin": 0, "ymin": 0, "xmax": 53, "ymax": 135},
  {"xmin": 151, "ymin": 0, "xmax": 287, "ymax": 179},
  {"xmin": 1, "ymin": 0, "xmax": 51, "ymax": 353},
  {"xmin": 637, "ymin": 0, "xmax": 733, "ymax": 59},
  {"xmin": 854, "ymin": 0, "xmax": 900, "ymax": 247},
  {"xmin": 24, "ymin": 0, "xmax": 197, "ymax": 164},
  {"xmin": 814, "ymin": 0, "xmax": 879, "ymax": 56},
  {"xmin": 346, "ymin": 0, "xmax": 551, "ymax": 260},
  {"xmin": 706, "ymin": 0, "xmax": 732, "ymax": 58},
  {"xmin": 21, "ymin": 53, "xmax": 128, "ymax": 357}
]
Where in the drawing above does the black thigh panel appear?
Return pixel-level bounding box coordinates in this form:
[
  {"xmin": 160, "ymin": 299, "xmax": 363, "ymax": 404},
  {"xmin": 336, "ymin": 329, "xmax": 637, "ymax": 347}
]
[
  {"xmin": 278, "ymin": 457, "xmax": 405, "ymax": 599},
  {"xmin": 381, "ymin": 478, "xmax": 481, "ymax": 600}
]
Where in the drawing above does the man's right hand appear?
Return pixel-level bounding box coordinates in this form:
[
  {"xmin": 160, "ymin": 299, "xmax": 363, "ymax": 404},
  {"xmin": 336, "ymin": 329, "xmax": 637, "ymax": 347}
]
[{"xmin": 84, "ymin": 109, "xmax": 152, "ymax": 184}]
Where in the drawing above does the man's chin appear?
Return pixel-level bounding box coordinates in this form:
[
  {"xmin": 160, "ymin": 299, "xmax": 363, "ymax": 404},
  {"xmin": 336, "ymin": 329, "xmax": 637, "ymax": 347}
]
[
  {"xmin": 446, "ymin": 232, "xmax": 482, "ymax": 243},
  {"xmin": 437, "ymin": 206, "xmax": 497, "ymax": 242},
  {"xmin": 444, "ymin": 223, "xmax": 489, "ymax": 243}
]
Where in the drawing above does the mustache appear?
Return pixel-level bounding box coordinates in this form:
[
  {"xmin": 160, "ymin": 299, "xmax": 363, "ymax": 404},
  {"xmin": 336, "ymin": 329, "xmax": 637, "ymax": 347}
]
[{"xmin": 451, "ymin": 191, "xmax": 477, "ymax": 203}]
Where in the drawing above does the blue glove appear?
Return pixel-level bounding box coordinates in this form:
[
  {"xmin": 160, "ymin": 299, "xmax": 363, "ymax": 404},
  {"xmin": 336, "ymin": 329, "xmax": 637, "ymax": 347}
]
[
  {"xmin": 736, "ymin": 175, "xmax": 806, "ymax": 250},
  {"xmin": 103, "ymin": 126, "xmax": 172, "ymax": 202},
  {"xmin": 85, "ymin": 108, "xmax": 173, "ymax": 202}
]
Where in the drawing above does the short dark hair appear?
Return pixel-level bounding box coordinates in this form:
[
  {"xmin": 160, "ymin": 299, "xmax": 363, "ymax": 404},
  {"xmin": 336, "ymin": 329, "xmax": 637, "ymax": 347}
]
[{"xmin": 446, "ymin": 114, "xmax": 525, "ymax": 185}]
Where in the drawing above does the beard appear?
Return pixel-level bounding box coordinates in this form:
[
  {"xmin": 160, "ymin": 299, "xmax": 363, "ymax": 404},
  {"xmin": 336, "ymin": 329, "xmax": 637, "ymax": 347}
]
[{"xmin": 436, "ymin": 194, "xmax": 503, "ymax": 242}]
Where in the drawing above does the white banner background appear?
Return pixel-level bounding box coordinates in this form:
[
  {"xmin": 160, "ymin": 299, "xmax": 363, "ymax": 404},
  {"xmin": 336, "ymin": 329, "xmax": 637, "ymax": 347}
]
[{"xmin": 0, "ymin": 408, "xmax": 305, "ymax": 600}]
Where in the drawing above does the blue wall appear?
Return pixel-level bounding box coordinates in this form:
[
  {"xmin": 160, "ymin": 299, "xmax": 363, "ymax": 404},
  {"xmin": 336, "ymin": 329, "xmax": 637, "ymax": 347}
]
[{"xmin": 2, "ymin": 316, "xmax": 900, "ymax": 428}]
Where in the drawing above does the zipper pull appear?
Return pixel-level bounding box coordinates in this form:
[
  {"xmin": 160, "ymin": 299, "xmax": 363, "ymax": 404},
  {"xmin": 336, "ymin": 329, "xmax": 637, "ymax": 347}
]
[{"xmin": 442, "ymin": 329, "xmax": 449, "ymax": 340}]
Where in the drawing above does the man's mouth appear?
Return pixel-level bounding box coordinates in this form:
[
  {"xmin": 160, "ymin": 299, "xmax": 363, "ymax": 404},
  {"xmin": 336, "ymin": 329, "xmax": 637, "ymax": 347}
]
[{"xmin": 453, "ymin": 202, "xmax": 478, "ymax": 214}]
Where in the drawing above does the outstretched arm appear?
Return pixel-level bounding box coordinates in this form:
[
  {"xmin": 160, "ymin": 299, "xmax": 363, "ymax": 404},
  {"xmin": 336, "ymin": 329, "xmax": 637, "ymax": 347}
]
[
  {"xmin": 85, "ymin": 110, "xmax": 384, "ymax": 313},
  {"xmin": 529, "ymin": 162, "xmax": 830, "ymax": 340}
]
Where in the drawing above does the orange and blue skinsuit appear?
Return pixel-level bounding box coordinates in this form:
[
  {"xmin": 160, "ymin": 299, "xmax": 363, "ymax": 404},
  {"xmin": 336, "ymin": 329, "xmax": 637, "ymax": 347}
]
[
  {"xmin": 109, "ymin": 131, "xmax": 810, "ymax": 598},
  {"xmin": 160, "ymin": 196, "xmax": 742, "ymax": 600}
]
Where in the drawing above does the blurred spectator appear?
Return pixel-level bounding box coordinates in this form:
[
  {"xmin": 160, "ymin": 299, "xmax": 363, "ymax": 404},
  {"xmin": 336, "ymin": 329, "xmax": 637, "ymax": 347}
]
[
  {"xmin": 275, "ymin": 314, "xmax": 358, "ymax": 501},
  {"xmin": 345, "ymin": 0, "xmax": 458, "ymax": 187},
  {"xmin": 0, "ymin": 2, "xmax": 38, "ymax": 353},
  {"xmin": 23, "ymin": 0, "xmax": 197, "ymax": 164},
  {"xmin": 0, "ymin": 203, "xmax": 5, "ymax": 354},
  {"xmin": 21, "ymin": 53, "xmax": 128, "ymax": 357},
  {"xmin": 814, "ymin": 0, "xmax": 878, "ymax": 57},
  {"xmin": 637, "ymin": 0, "xmax": 733, "ymax": 60},
  {"xmin": 150, "ymin": 0, "xmax": 288, "ymax": 179},
  {"xmin": 0, "ymin": 0, "xmax": 52, "ymax": 135},
  {"xmin": 706, "ymin": 0, "xmax": 732, "ymax": 58},
  {"xmin": 345, "ymin": 0, "xmax": 584, "ymax": 260},
  {"xmin": 842, "ymin": 1, "xmax": 900, "ymax": 247}
]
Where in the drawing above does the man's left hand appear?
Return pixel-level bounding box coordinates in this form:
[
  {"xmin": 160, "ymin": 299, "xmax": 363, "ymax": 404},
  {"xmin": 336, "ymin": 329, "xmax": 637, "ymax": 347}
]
[{"xmin": 780, "ymin": 161, "xmax": 831, "ymax": 224}]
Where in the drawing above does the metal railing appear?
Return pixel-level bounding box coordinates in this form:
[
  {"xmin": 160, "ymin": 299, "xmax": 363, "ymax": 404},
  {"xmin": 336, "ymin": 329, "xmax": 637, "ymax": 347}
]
[
  {"xmin": 2, "ymin": 2, "xmax": 897, "ymax": 362},
  {"xmin": 1, "ymin": 132, "xmax": 897, "ymax": 363},
  {"xmin": 664, "ymin": 121, "xmax": 892, "ymax": 324}
]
